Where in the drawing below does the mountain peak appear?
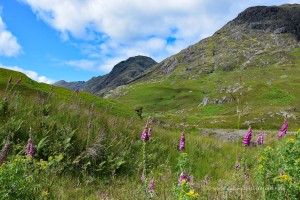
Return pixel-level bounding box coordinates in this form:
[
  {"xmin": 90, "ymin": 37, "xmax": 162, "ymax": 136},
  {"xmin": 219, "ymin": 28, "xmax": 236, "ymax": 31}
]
[
  {"xmin": 55, "ymin": 55, "xmax": 157, "ymax": 95},
  {"xmin": 229, "ymin": 4, "xmax": 300, "ymax": 40}
]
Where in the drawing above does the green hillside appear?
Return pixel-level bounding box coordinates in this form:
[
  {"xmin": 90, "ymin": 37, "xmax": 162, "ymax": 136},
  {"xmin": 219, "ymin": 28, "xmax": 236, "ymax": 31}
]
[{"xmin": 107, "ymin": 5, "xmax": 300, "ymax": 131}]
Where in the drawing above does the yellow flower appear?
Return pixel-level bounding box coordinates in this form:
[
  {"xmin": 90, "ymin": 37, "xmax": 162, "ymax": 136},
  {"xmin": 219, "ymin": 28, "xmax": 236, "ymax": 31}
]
[
  {"xmin": 288, "ymin": 138, "xmax": 295, "ymax": 144},
  {"xmin": 258, "ymin": 156, "xmax": 265, "ymax": 162},
  {"xmin": 258, "ymin": 165, "xmax": 264, "ymax": 170},
  {"xmin": 186, "ymin": 190, "xmax": 200, "ymax": 198},
  {"xmin": 279, "ymin": 174, "xmax": 291, "ymax": 183},
  {"xmin": 41, "ymin": 190, "xmax": 49, "ymax": 197}
]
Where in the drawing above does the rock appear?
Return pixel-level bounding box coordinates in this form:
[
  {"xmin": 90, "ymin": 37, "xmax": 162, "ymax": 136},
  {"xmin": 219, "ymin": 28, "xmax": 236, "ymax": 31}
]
[{"xmin": 199, "ymin": 97, "xmax": 210, "ymax": 106}]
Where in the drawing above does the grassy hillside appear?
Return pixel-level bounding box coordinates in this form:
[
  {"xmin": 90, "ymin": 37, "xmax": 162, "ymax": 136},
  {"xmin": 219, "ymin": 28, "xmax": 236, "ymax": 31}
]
[
  {"xmin": 106, "ymin": 5, "xmax": 300, "ymax": 132},
  {"xmin": 1, "ymin": 64, "xmax": 299, "ymax": 199},
  {"xmin": 0, "ymin": 68, "xmax": 133, "ymax": 117}
]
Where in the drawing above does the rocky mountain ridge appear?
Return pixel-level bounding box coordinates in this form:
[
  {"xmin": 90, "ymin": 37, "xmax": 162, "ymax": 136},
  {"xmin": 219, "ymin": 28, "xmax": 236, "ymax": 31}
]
[{"xmin": 54, "ymin": 55, "xmax": 157, "ymax": 95}]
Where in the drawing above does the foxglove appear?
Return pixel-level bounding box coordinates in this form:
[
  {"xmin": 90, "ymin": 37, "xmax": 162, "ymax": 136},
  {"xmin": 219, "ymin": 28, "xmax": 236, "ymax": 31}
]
[
  {"xmin": 243, "ymin": 127, "xmax": 252, "ymax": 146},
  {"xmin": 141, "ymin": 127, "xmax": 150, "ymax": 142},
  {"xmin": 278, "ymin": 119, "xmax": 288, "ymax": 139},
  {"xmin": 8, "ymin": 76, "xmax": 12, "ymax": 84},
  {"xmin": 25, "ymin": 137, "xmax": 34, "ymax": 158},
  {"xmin": 179, "ymin": 132, "xmax": 185, "ymax": 151},
  {"xmin": 149, "ymin": 179, "xmax": 154, "ymax": 191},
  {"xmin": 256, "ymin": 132, "xmax": 264, "ymax": 145},
  {"xmin": 235, "ymin": 162, "xmax": 241, "ymax": 170}
]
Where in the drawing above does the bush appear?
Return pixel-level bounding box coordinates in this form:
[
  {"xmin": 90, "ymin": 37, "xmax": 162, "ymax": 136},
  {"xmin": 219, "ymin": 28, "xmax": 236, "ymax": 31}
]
[{"xmin": 257, "ymin": 129, "xmax": 300, "ymax": 199}]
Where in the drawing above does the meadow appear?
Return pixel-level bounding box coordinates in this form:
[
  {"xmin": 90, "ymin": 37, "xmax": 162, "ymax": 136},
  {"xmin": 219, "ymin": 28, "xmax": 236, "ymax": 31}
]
[{"xmin": 0, "ymin": 68, "xmax": 300, "ymax": 199}]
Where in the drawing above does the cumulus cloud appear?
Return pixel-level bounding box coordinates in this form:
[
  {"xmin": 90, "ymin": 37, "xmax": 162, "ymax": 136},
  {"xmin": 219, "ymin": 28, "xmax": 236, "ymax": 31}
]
[
  {"xmin": 0, "ymin": 17, "xmax": 22, "ymax": 57},
  {"xmin": 0, "ymin": 64, "xmax": 55, "ymax": 84},
  {"xmin": 20, "ymin": 0, "xmax": 294, "ymax": 72}
]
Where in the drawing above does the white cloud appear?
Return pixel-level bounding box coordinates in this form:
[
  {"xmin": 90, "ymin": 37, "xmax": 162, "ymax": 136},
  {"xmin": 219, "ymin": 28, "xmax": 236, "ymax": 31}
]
[
  {"xmin": 0, "ymin": 17, "xmax": 22, "ymax": 57},
  {"xmin": 0, "ymin": 64, "xmax": 55, "ymax": 84},
  {"xmin": 64, "ymin": 59, "xmax": 98, "ymax": 71},
  {"xmin": 20, "ymin": 0, "xmax": 294, "ymax": 72}
]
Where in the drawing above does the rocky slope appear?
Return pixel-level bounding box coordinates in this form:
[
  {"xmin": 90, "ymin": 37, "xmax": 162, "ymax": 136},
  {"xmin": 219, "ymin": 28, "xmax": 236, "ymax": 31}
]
[
  {"xmin": 144, "ymin": 4, "xmax": 300, "ymax": 77},
  {"xmin": 54, "ymin": 55, "xmax": 157, "ymax": 95},
  {"xmin": 107, "ymin": 4, "xmax": 300, "ymax": 130}
]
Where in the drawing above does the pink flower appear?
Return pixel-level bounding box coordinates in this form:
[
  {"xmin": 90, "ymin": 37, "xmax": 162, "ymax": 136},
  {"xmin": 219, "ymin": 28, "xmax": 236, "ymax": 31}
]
[
  {"xmin": 278, "ymin": 119, "xmax": 288, "ymax": 139},
  {"xmin": 149, "ymin": 179, "xmax": 154, "ymax": 191},
  {"xmin": 25, "ymin": 137, "xmax": 34, "ymax": 158},
  {"xmin": 179, "ymin": 132, "xmax": 185, "ymax": 151},
  {"xmin": 178, "ymin": 172, "xmax": 185, "ymax": 186},
  {"xmin": 141, "ymin": 127, "xmax": 148, "ymax": 141},
  {"xmin": 243, "ymin": 127, "xmax": 252, "ymax": 146},
  {"xmin": 8, "ymin": 76, "xmax": 12, "ymax": 84},
  {"xmin": 235, "ymin": 162, "xmax": 241, "ymax": 170},
  {"xmin": 256, "ymin": 132, "xmax": 264, "ymax": 145}
]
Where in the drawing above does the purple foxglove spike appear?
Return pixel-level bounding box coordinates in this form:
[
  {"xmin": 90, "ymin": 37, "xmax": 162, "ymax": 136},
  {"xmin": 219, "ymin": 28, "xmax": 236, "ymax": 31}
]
[
  {"xmin": 278, "ymin": 119, "xmax": 288, "ymax": 139},
  {"xmin": 280, "ymin": 170, "xmax": 284, "ymax": 176},
  {"xmin": 256, "ymin": 132, "xmax": 264, "ymax": 145},
  {"xmin": 186, "ymin": 176, "xmax": 191, "ymax": 182},
  {"xmin": 16, "ymin": 78, "xmax": 22, "ymax": 84},
  {"xmin": 178, "ymin": 172, "xmax": 185, "ymax": 186},
  {"xmin": 235, "ymin": 162, "xmax": 241, "ymax": 170},
  {"xmin": 141, "ymin": 127, "xmax": 149, "ymax": 141},
  {"xmin": 8, "ymin": 76, "xmax": 12, "ymax": 84},
  {"xmin": 149, "ymin": 179, "xmax": 154, "ymax": 191},
  {"xmin": 25, "ymin": 138, "xmax": 34, "ymax": 158},
  {"xmin": 179, "ymin": 132, "xmax": 185, "ymax": 151},
  {"xmin": 243, "ymin": 127, "xmax": 252, "ymax": 146},
  {"xmin": 141, "ymin": 127, "xmax": 149, "ymax": 142}
]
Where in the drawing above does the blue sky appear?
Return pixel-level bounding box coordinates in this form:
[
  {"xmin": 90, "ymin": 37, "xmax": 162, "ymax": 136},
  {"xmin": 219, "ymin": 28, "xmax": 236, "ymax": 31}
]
[{"xmin": 0, "ymin": 0, "xmax": 298, "ymax": 83}]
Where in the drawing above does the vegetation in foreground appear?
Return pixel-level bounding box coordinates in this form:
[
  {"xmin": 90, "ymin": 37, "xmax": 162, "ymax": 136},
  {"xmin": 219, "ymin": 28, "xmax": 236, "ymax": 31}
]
[{"xmin": 0, "ymin": 71, "xmax": 300, "ymax": 199}]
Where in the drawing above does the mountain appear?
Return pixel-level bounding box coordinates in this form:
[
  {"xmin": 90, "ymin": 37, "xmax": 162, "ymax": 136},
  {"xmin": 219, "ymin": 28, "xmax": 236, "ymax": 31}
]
[
  {"xmin": 107, "ymin": 4, "xmax": 300, "ymax": 130},
  {"xmin": 54, "ymin": 55, "xmax": 157, "ymax": 95}
]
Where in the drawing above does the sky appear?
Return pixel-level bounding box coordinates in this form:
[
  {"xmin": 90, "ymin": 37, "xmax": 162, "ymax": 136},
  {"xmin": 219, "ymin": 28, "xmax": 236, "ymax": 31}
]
[{"xmin": 0, "ymin": 0, "xmax": 299, "ymax": 83}]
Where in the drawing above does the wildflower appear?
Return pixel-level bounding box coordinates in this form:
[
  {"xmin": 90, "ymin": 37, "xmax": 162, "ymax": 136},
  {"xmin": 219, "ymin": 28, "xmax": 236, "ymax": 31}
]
[
  {"xmin": 279, "ymin": 174, "xmax": 291, "ymax": 183},
  {"xmin": 49, "ymin": 86, "xmax": 53, "ymax": 93},
  {"xmin": 278, "ymin": 119, "xmax": 288, "ymax": 139},
  {"xmin": 186, "ymin": 190, "xmax": 199, "ymax": 198},
  {"xmin": 149, "ymin": 178, "xmax": 154, "ymax": 191},
  {"xmin": 8, "ymin": 76, "xmax": 12, "ymax": 84},
  {"xmin": 288, "ymin": 138, "xmax": 295, "ymax": 144},
  {"xmin": 179, "ymin": 132, "xmax": 185, "ymax": 151},
  {"xmin": 258, "ymin": 165, "xmax": 264, "ymax": 170},
  {"xmin": 280, "ymin": 170, "xmax": 284, "ymax": 176},
  {"xmin": 178, "ymin": 172, "xmax": 185, "ymax": 186},
  {"xmin": 235, "ymin": 162, "xmax": 241, "ymax": 170},
  {"xmin": 91, "ymin": 103, "xmax": 95, "ymax": 110},
  {"xmin": 258, "ymin": 156, "xmax": 265, "ymax": 162},
  {"xmin": 0, "ymin": 141, "xmax": 10, "ymax": 165},
  {"xmin": 16, "ymin": 77, "xmax": 22, "ymax": 84},
  {"xmin": 75, "ymin": 88, "xmax": 79, "ymax": 95},
  {"xmin": 25, "ymin": 137, "xmax": 35, "ymax": 158},
  {"xmin": 141, "ymin": 127, "xmax": 150, "ymax": 141},
  {"xmin": 256, "ymin": 132, "xmax": 264, "ymax": 145},
  {"xmin": 243, "ymin": 127, "xmax": 252, "ymax": 146},
  {"xmin": 88, "ymin": 121, "xmax": 92, "ymax": 129}
]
